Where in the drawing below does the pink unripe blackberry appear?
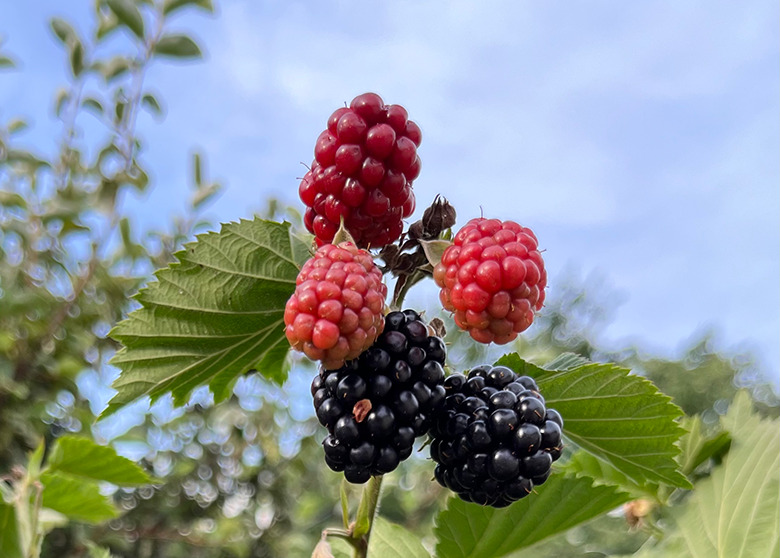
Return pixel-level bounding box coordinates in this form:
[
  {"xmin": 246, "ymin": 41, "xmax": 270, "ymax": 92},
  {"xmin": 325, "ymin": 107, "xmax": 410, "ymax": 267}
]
[
  {"xmin": 285, "ymin": 242, "xmax": 387, "ymax": 369},
  {"xmin": 433, "ymin": 218, "xmax": 547, "ymax": 344},
  {"xmin": 300, "ymin": 93, "xmax": 422, "ymax": 249}
]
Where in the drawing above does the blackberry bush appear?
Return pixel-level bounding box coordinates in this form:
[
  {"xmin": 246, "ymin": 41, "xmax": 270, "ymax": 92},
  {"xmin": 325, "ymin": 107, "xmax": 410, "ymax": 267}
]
[
  {"xmin": 433, "ymin": 217, "xmax": 547, "ymax": 344},
  {"xmin": 429, "ymin": 364, "xmax": 563, "ymax": 507},
  {"xmin": 311, "ymin": 310, "xmax": 447, "ymax": 483},
  {"xmin": 299, "ymin": 92, "xmax": 422, "ymax": 248}
]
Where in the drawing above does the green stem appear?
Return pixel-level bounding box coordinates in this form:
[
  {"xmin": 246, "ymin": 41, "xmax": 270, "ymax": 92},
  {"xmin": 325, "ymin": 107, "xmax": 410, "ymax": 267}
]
[{"xmin": 352, "ymin": 475, "xmax": 383, "ymax": 558}]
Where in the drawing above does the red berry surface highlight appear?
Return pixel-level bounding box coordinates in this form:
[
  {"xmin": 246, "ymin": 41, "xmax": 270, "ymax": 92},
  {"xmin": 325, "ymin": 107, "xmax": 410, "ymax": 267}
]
[
  {"xmin": 433, "ymin": 218, "xmax": 547, "ymax": 344},
  {"xmin": 300, "ymin": 92, "xmax": 421, "ymax": 248},
  {"xmin": 285, "ymin": 242, "xmax": 387, "ymax": 369}
]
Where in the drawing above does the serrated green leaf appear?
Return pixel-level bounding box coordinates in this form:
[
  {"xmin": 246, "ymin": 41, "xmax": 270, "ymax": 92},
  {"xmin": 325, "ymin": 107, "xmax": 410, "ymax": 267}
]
[
  {"xmin": 153, "ymin": 35, "xmax": 201, "ymax": 58},
  {"xmin": 40, "ymin": 472, "xmax": 118, "ymax": 523},
  {"xmin": 368, "ymin": 517, "xmax": 430, "ymax": 558},
  {"xmin": 542, "ymin": 352, "xmax": 591, "ymax": 371},
  {"xmin": 46, "ymin": 436, "xmax": 151, "ymax": 486},
  {"xmin": 0, "ymin": 501, "xmax": 23, "ymax": 558},
  {"xmin": 678, "ymin": 415, "xmax": 731, "ymax": 477},
  {"xmin": 163, "ymin": 0, "xmax": 214, "ymax": 15},
  {"xmin": 496, "ymin": 354, "xmax": 691, "ymax": 489},
  {"xmin": 635, "ymin": 391, "xmax": 779, "ymax": 558},
  {"xmin": 105, "ymin": 219, "xmax": 308, "ymax": 417},
  {"xmin": 562, "ymin": 450, "xmax": 656, "ymax": 499},
  {"xmin": 106, "ymin": 0, "xmax": 145, "ymax": 39},
  {"xmin": 434, "ymin": 474, "xmax": 630, "ymax": 558}
]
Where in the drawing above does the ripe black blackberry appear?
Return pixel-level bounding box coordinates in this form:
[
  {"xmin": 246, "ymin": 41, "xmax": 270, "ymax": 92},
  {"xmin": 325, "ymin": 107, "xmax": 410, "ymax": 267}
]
[
  {"xmin": 429, "ymin": 364, "xmax": 563, "ymax": 507},
  {"xmin": 311, "ymin": 309, "xmax": 447, "ymax": 483}
]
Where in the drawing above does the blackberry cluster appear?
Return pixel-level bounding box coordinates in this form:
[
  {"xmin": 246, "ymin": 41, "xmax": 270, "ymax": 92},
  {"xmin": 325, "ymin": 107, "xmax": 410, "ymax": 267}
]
[
  {"xmin": 430, "ymin": 364, "xmax": 563, "ymax": 507},
  {"xmin": 300, "ymin": 92, "xmax": 421, "ymax": 249},
  {"xmin": 311, "ymin": 310, "xmax": 447, "ymax": 484}
]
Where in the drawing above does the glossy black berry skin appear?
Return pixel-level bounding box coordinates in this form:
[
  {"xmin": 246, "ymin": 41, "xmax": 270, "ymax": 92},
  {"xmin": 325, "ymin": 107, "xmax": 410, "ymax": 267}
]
[
  {"xmin": 312, "ymin": 310, "xmax": 447, "ymax": 483},
  {"xmin": 429, "ymin": 364, "xmax": 563, "ymax": 507}
]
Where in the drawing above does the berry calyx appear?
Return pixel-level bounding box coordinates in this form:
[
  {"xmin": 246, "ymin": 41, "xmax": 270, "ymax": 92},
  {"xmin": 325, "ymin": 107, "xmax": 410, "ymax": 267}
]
[
  {"xmin": 433, "ymin": 218, "xmax": 547, "ymax": 344},
  {"xmin": 312, "ymin": 310, "xmax": 447, "ymax": 483},
  {"xmin": 429, "ymin": 364, "xmax": 563, "ymax": 507},
  {"xmin": 300, "ymin": 93, "xmax": 422, "ymax": 249},
  {"xmin": 284, "ymin": 242, "xmax": 387, "ymax": 369}
]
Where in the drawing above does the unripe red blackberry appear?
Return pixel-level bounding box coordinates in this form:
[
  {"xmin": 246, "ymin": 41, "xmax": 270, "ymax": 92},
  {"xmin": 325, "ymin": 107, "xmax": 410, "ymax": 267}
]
[
  {"xmin": 429, "ymin": 364, "xmax": 563, "ymax": 507},
  {"xmin": 433, "ymin": 218, "xmax": 547, "ymax": 344},
  {"xmin": 284, "ymin": 242, "xmax": 387, "ymax": 370},
  {"xmin": 311, "ymin": 310, "xmax": 447, "ymax": 483},
  {"xmin": 300, "ymin": 92, "xmax": 422, "ymax": 248}
]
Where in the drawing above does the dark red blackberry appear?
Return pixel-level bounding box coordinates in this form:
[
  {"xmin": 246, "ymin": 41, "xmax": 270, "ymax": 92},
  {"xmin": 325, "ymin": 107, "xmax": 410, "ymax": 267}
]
[
  {"xmin": 429, "ymin": 364, "xmax": 563, "ymax": 507},
  {"xmin": 312, "ymin": 310, "xmax": 446, "ymax": 483},
  {"xmin": 300, "ymin": 93, "xmax": 422, "ymax": 248}
]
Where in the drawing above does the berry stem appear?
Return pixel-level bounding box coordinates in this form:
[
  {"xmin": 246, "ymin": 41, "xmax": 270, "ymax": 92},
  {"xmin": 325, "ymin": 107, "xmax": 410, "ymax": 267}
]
[{"xmin": 351, "ymin": 475, "xmax": 383, "ymax": 558}]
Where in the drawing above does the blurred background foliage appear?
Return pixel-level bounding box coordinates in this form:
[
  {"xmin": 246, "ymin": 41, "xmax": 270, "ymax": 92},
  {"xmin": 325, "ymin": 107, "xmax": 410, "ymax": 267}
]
[{"xmin": 1, "ymin": 2, "xmax": 777, "ymax": 557}]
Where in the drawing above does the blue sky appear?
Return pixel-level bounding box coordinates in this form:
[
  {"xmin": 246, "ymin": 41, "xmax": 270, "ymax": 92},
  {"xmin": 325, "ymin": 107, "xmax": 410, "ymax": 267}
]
[{"xmin": 2, "ymin": 1, "xmax": 778, "ymax": 387}]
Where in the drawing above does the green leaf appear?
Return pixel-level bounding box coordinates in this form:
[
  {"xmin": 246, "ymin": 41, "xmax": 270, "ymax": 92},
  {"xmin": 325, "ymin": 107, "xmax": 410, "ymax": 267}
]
[
  {"xmin": 636, "ymin": 391, "xmax": 780, "ymax": 558},
  {"xmin": 105, "ymin": 219, "xmax": 308, "ymax": 417},
  {"xmin": 45, "ymin": 436, "xmax": 152, "ymax": 486},
  {"xmin": 542, "ymin": 351, "xmax": 590, "ymax": 371},
  {"xmin": 85, "ymin": 542, "xmax": 117, "ymax": 558},
  {"xmin": 562, "ymin": 450, "xmax": 656, "ymax": 499},
  {"xmin": 677, "ymin": 415, "xmax": 731, "ymax": 477},
  {"xmin": 192, "ymin": 182, "xmax": 222, "ymax": 209},
  {"xmin": 82, "ymin": 97, "xmax": 104, "ymax": 115},
  {"xmin": 50, "ymin": 18, "xmax": 76, "ymax": 44},
  {"xmin": 106, "ymin": 0, "xmax": 145, "ymax": 39},
  {"xmin": 70, "ymin": 41, "xmax": 85, "ymax": 77},
  {"xmin": 153, "ymin": 35, "xmax": 202, "ymax": 58},
  {"xmin": 0, "ymin": 55, "xmax": 15, "ymax": 68},
  {"xmin": 40, "ymin": 472, "xmax": 117, "ymax": 523},
  {"xmin": 55, "ymin": 88, "xmax": 70, "ymax": 117},
  {"xmin": 7, "ymin": 119, "xmax": 28, "ymax": 133},
  {"xmin": 163, "ymin": 0, "xmax": 214, "ymax": 15},
  {"xmin": 434, "ymin": 474, "xmax": 630, "ymax": 558},
  {"xmin": 496, "ymin": 354, "xmax": 691, "ymax": 489},
  {"xmin": 193, "ymin": 152, "xmax": 203, "ymax": 186},
  {"xmin": 353, "ymin": 475, "xmax": 382, "ymax": 539},
  {"xmin": 419, "ymin": 239, "xmax": 450, "ymax": 268},
  {"xmin": 141, "ymin": 93, "xmax": 163, "ymax": 117},
  {"xmin": 0, "ymin": 501, "xmax": 23, "ymax": 558},
  {"xmin": 368, "ymin": 517, "xmax": 430, "ymax": 558},
  {"xmin": 340, "ymin": 480, "xmax": 350, "ymax": 529}
]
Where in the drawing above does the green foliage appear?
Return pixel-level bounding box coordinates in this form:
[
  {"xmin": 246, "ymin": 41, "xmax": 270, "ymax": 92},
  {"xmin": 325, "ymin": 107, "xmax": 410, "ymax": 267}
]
[
  {"xmin": 435, "ymin": 474, "xmax": 630, "ymax": 558},
  {"xmin": 40, "ymin": 472, "xmax": 119, "ymax": 523},
  {"xmin": 106, "ymin": 219, "xmax": 311, "ymax": 416},
  {"xmin": 45, "ymin": 437, "xmax": 152, "ymax": 486},
  {"xmin": 367, "ymin": 517, "xmax": 431, "ymax": 558},
  {"xmin": 497, "ymin": 354, "xmax": 691, "ymax": 489},
  {"xmin": 636, "ymin": 392, "xmax": 780, "ymax": 558},
  {"xmin": 153, "ymin": 35, "xmax": 202, "ymax": 58},
  {"xmin": 676, "ymin": 416, "xmax": 731, "ymax": 478},
  {"xmin": 106, "ymin": 0, "xmax": 145, "ymax": 39}
]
